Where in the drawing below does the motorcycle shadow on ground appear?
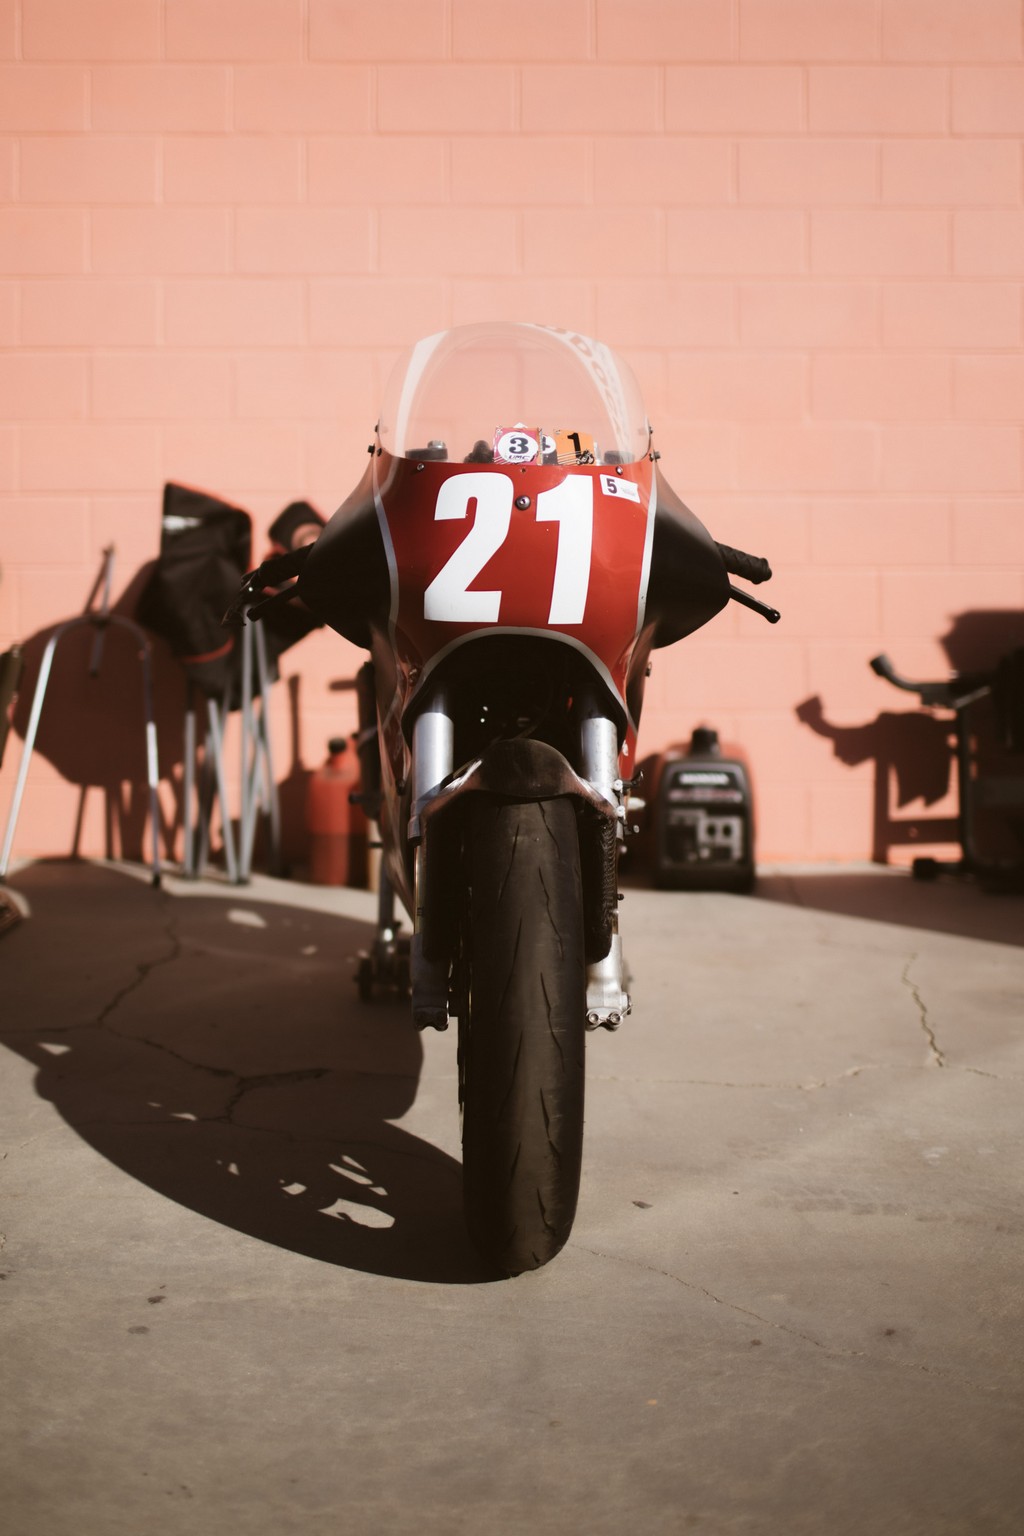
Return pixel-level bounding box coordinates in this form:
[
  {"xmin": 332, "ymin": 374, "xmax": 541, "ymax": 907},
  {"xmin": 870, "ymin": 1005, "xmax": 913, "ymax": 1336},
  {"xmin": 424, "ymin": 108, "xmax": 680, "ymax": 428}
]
[{"xmin": 0, "ymin": 862, "xmax": 489, "ymax": 1285}]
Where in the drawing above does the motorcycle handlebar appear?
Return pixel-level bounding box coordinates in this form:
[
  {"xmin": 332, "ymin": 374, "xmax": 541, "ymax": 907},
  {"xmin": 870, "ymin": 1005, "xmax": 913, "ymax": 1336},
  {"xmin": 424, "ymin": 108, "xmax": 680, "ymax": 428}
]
[{"xmin": 715, "ymin": 543, "xmax": 772, "ymax": 585}]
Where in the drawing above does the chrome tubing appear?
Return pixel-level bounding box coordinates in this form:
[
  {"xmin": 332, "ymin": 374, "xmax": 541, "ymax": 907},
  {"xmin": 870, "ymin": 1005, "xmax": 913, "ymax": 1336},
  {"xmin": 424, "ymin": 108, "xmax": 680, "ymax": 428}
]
[{"xmin": 409, "ymin": 692, "xmax": 454, "ymax": 841}]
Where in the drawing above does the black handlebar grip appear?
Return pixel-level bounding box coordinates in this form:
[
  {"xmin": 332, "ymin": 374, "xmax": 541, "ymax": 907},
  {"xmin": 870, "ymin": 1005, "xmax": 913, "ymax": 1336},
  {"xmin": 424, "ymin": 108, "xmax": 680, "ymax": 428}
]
[{"xmin": 715, "ymin": 543, "xmax": 773, "ymax": 585}]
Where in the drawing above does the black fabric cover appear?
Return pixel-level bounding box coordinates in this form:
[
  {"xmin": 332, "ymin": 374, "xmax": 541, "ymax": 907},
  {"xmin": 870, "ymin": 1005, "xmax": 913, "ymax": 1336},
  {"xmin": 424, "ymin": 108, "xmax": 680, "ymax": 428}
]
[
  {"xmin": 137, "ymin": 483, "xmax": 252, "ymax": 700},
  {"xmin": 138, "ymin": 483, "xmax": 324, "ymax": 703}
]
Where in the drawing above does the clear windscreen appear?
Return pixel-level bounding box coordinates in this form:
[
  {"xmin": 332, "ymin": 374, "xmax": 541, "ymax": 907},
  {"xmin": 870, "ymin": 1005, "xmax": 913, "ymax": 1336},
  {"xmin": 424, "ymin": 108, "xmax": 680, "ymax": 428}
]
[{"xmin": 377, "ymin": 322, "xmax": 651, "ymax": 467}]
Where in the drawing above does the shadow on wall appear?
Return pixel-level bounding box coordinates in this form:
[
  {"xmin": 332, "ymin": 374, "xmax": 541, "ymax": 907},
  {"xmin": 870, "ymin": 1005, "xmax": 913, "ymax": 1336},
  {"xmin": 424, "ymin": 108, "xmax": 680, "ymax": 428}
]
[
  {"xmin": 0, "ymin": 861, "xmax": 484, "ymax": 1284},
  {"xmin": 796, "ymin": 610, "xmax": 1024, "ymax": 869},
  {"xmin": 7, "ymin": 564, "xmax": 187, "ymax": 863},
  {"xmin": 4, "ymin": 561, "xmax": 324, "ymax": 872}
]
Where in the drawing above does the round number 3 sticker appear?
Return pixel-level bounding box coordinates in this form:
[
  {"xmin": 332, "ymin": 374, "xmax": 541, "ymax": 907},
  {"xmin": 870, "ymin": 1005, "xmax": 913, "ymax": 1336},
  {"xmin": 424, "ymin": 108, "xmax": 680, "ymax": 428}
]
[{"xmin": 495, "ymin": 428, "xmax": 540, "ymax": 464}]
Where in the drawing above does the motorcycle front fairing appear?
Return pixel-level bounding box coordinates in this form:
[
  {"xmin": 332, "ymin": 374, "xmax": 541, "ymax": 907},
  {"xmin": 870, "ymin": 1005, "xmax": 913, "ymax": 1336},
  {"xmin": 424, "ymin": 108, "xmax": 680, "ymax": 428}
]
[{"xmin": 298, "ymin": 324, "xmax": 731, "ymax": 1014}]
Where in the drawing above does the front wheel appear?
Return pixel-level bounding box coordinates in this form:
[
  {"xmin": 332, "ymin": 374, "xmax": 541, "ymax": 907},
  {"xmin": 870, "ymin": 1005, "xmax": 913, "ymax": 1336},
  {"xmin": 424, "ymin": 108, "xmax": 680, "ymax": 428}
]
[{"xmin": 457, "ymin": 795, "xmax": 587, "ymax": 1275}]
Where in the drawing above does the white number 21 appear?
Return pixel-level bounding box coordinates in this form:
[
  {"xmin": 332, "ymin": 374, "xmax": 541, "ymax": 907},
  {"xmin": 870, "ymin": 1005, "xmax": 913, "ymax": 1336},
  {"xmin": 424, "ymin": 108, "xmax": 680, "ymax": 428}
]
[{"xmin": 423, "ymin": 473, "xmax": 593, "ymax": 626}]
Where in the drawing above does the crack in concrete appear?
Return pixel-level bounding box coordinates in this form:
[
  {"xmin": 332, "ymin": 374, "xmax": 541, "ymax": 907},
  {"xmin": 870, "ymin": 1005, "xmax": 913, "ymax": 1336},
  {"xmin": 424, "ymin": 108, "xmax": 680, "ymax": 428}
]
[
  {"xmin": 577, "ymin": 1241, "xmax": 828, "ymax": 1348},
  {"xmin": 575, "ymin": 1242, "xmax": 1014, "ymax": 1399},
  {"xmin": 95, "ymin": 896, "xmax": 183, "ymax": 1032},
  {"xmin": 901, "ymin": 954, "xmax": 946, "ymax": 1067},
  {"xmin": 86, "ymin": 905, "xmax": 342, "ymax": 1121},
  {"xmin": 78, "ymin": 906, "xmax": 340, "ymax": 1130},
  {"xmin": 588, "ymin": 1065, "xmax": 881, "ymax": 1091},
  {"xmin": 222, "ymin": 1068, "xmax": 332, "ymax": 1121}
]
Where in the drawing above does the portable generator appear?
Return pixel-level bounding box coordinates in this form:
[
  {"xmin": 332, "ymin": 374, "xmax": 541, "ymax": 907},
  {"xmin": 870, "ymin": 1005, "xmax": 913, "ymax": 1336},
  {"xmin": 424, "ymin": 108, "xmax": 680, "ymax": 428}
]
[{"xmin": 637, "ymin": 726, "xmax": 756, "ymax": 892}]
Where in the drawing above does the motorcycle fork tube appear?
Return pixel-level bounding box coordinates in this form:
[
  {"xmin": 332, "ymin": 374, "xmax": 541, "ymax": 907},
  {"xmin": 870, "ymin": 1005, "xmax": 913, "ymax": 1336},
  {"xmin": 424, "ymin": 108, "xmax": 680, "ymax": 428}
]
[
  {"xmin": 409, "ymin": 694, "xmax": 455, "ymax": 1029},
  {"xmin": 579, "ymin": 710, "xmax": 620, "ymax": 805},
  {"xmin": 579, "ymin": 706, "xmax": 631, "ymax": 1028}
]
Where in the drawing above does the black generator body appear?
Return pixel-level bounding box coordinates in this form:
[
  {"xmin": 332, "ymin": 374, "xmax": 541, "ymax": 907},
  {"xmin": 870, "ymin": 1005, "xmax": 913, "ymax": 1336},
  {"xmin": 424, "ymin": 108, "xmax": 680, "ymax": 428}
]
[{"xmin": 637, "ymin": 727, "xmax": 756, "ymax": 892}]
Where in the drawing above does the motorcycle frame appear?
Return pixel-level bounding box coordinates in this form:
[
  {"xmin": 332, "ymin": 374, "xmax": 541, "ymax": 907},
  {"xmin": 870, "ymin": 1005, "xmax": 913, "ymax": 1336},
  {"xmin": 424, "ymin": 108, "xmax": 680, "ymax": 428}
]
[{"xmin": 364, "ymin": 443, "xmax": 664, "ymax": 1030}]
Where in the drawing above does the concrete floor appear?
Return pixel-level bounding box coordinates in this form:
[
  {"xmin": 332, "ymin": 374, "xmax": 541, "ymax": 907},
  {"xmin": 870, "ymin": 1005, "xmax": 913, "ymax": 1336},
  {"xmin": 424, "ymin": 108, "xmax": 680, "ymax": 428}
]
[{"xmin": 1, "ymin": 858, "xmax": 1023, "ymax": 1536}]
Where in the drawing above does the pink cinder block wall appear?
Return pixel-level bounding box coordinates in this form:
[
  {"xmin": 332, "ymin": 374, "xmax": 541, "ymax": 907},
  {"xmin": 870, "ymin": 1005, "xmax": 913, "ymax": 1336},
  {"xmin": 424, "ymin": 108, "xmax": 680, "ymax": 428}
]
[{"xmin": 2, "ymin": 0, "xmax": 1023, "ymax": 866}]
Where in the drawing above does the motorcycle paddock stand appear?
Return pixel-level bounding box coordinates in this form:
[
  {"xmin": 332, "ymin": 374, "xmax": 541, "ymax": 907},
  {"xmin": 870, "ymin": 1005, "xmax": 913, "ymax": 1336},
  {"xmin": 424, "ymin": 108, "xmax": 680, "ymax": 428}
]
[{"xmin": 354, "ymin": 861, "xmax": 412, "ymax": 1006}]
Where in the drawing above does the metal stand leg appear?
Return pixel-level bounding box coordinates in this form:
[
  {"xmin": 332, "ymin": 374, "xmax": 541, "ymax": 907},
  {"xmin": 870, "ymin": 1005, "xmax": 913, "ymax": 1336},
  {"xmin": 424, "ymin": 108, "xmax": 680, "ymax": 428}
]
[
  {"xmin": 254, "ymin": 623, "xmax": 281, "ymax": 872},
  {"xmin": 237, "ymin": 617, "xmax": 255, "ymax": 882},
  {"xmin": 194, "ymin": 701, "xmax": 214, "ymax": 877},
  {"xmin": 238, "ymin": 623, "xmax": 281, "ymax": 881},
  {"xmin": 179, "ymin": 624, "xmax": 280, "ymax": 885},
  {"xmin": 139, "ymin": 632, "xmax": 162, "ymax": 887},
  {"xmin": 0, "ymin": 629, "xmax": 61, "ymax": 878},
  {"xmin": 182, "ymin": 680, "xmax": 243, "ymax": 884},
  {"xmin": 182, "ymin": 684, "xmax": 198, "ymax": 876},
  {"xmin": 355, "ymin": 857, "xmax": 411, "ymax": 1004},
  {"xmin": 206, "ymin": 693, "xmax": 238, "ymax": 884}
]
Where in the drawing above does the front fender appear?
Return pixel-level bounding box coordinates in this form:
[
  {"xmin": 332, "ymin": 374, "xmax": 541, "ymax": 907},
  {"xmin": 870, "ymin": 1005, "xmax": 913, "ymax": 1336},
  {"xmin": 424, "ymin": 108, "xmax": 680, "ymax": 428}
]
[
  {"xmin": 415, "ymin": 737, "xmax": 620, "ymax": 968},
  {"xmin": 415, "ymin": 737, "xmax": 619, "ymax": 839}
]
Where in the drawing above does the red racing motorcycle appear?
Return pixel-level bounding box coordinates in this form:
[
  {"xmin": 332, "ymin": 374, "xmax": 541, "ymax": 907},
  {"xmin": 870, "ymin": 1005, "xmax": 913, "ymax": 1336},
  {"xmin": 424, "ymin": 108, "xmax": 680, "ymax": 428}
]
[{"xmin": 235, "ymin": 323, "xmax": 777, "ymax": 1274}]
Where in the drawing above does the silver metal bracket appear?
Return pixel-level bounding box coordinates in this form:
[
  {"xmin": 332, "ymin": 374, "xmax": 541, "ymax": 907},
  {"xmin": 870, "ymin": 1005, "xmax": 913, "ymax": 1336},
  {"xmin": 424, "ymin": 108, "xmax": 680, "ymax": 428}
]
[{"xmin": 585, "ymin": 932, "xmax": 632, "ymax": 1031}]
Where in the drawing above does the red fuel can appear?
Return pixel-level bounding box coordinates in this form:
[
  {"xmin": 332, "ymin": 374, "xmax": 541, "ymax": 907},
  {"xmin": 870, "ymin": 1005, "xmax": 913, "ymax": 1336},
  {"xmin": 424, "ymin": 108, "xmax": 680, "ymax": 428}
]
[{"xmin": 306, "ymin": 737, "xmax": 367, "ymax": 887}]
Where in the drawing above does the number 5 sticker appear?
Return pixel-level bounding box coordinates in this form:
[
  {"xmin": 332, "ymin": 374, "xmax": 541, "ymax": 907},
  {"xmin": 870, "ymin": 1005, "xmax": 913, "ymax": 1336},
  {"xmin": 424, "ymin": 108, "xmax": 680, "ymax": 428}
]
[{"xmin": 423, "ymin": 473, "xmax": 594, "ymax": 626}]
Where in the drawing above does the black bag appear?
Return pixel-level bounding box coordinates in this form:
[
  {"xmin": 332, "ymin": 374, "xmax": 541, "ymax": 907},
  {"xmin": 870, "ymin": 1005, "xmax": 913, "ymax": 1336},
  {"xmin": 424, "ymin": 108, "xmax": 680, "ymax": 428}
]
[
  {"xmin": 137, "ymin": 483, "xmax": 253, "ymax": 700},
  {"xmin": 138, "ymin": 484, "xmax": 325, "ymax": 704}
]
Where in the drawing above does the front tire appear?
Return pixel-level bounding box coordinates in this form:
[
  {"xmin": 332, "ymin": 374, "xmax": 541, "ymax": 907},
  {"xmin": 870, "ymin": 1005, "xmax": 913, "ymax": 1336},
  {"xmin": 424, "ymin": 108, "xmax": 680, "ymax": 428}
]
[{"xmin": 458, "ymin": 795, "xmax": 586, "ymax": 1275}]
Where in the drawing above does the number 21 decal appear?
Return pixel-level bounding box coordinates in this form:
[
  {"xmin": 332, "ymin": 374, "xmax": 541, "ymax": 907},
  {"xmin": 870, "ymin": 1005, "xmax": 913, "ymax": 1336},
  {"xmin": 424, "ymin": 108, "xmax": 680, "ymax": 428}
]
[{"xmin": 423, "ymin": 473, "xmax": 594, "ymax": 627}]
